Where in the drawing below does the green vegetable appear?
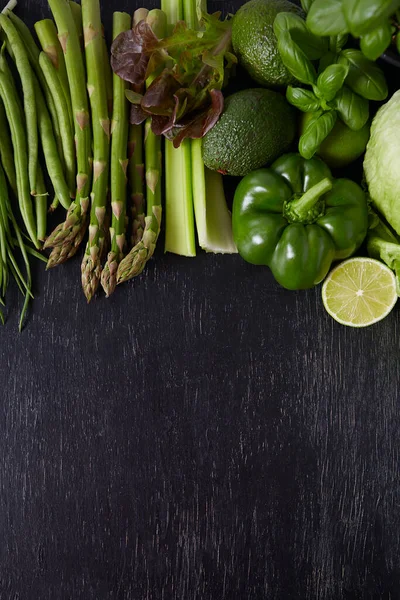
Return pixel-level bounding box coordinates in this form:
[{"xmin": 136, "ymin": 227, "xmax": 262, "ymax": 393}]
[
  {"xmin": 35, "ymin": 72, "xmax": 72, "ymax": 211},
  {"xmin": 0, "ymin": 158, "xmax": 41, "ymax": 331},
  {"xmin": 38, "ymin": 50, "xmax": 76, "ymax": 198},
  {"xmin": 367, "ymin": 211, "xmax": 400, "ymax": 295},
  {"xmin": 101, "ymin": 11, "xmax": 130, "ymax": 297},
  {"xmin": 275, "ymin": 11, "xmax": 388, "ymax": 158},
  {"xmin": 161, "ymin": 0, "xmax": 196, "ymax": 258},
  {"xmin": 364, "ymin": 90, "xmax": 400, "ymax": 236},
  {"xmin": 232, "ymin": 0, "xmax": 303, "ymax": 88},
  {"xmin": 117, "ymin": 119, "xmax": 163, "ymax": 283},
  {"xmin": 299, "ymin": 111, "xmax": 370, "ymax": 168},
  {"xmin": 6, "ymin": 12, "xmax": 66, "ymax": 172},
  {"xmin": 202, "ymin": 88, "xmax": 296, "ymax": 176},
  {"xmin": 0, "ymin": 46, "xmax": 38, "ymax": 249},
  {"xmin": 117, "ymin": 9, "xmax": 167, "ymax": 283},
  {"xmin": 44, "ymin": 0, "xmax": 92, "ymax": 268},
  {"xmin": 0, "ymin": 14, "xmax": 38, "ymax": 195},
  {"xmin": 111, "ymin": 3, "xmax": 232, "ymax": 146},
  {"xmin": 273, "ymin": 11, "xmax": 328, "ymax": 60},
  {"xmin": 307, "ymin": 0, "xmax": 400, "ymax": 60},
  {"xmin": 275, "ymin": 29, "xmax": 316, "ymax": 85},
  {"xmin": 342, "ymin": 0, "xmax": 400, "ymax": 38},
  {"xmin": 337, "ymin": 49, "xmax": 388, "ymax": 101},
  {"xmin": 81, "ymin": 0, "xmax": 111, "ymax": 303},
  {"xmin": 299, "ymin": 110, "xmax": 337, "ymax": 160},
  {"xmin": 34, "ymin": 18, "xmax": 73, "ymax": 128},
  {"xmin": 306, "ymin": 0, "xmax": 347, "ymax": 36},
  {"xmin": 0, "ymin": 96, "xmax": 16, "ymax": 197},
  {"xmin": 34, "ymin": 164, "xmax": 48, "ymax": 242},
  {"xmin": 360, "ymin": 20, "xmax": 393, "ymax": 61},
  {"xmin": 232, "ymin": 153, "xmax": 369, "ymax": 290},
  {"xmin": 315, "ymin": 64, "xmax": 348, "ymax": 102},
  {"xmin": 333, "ymin": 86, "xmax": 369, "ymax": 131}
]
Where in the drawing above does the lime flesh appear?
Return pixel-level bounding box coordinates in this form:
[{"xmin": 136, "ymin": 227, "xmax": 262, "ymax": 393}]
[{"xmin": 322, "ymin": 258, "xmax": 398, "ymax": 327}]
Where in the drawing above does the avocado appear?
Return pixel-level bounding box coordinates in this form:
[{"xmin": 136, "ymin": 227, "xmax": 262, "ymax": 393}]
[
  {"xmin": 202, "ymin": 88, "xmax": 296, "ymax": 177},
  {"xmin": 232, "ymin": 0, "xmax": 303, "ymax": 88}
]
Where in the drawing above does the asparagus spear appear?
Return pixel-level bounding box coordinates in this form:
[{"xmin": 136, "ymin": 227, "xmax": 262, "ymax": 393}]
[
  {"xmin": 101, "ymin": 26, "xmax": 113, "ymax": 118},
  {"xmin": 81, "ymin": 0, "xmax": 111, "ymax": 302},
  {"xmin": 44, "ymin": 0, "xmax": 92, "ymax": 268},
  {"xmin": 117, "ymin": 9, "xmax": 167, "ymax": 284},
  {"xmin": 128, "ymin": 123, "xmax": 145, "ymax": 247},
  {"xmin": 116, "ymin": 119, "xmax": 162, "ymax": 283},
  {"xmin": 101, "ymin": 11, "xmax": 131, "ymax": 297},
  {"xmin": 128, "ymin": 8, "xmax": 148, "ymax": 248},
  {"xmin": 69, "ymin": 1, "xmax": 83, "ymax": 50},
  {"xmin": 161, "ymin": 0, "xmax": 196, "ymax": 257}
]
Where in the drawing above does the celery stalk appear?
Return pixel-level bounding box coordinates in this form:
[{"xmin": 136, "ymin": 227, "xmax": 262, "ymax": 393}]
[
  {"xmin": 192, "ymin": 142, "xmax": 237, "ymax": 253},
  {"xmin": 162, "ymin": 0, "xmax": 196, "ymax": 257},
  {"xmin": 164, "ymin": 140, "xmax": 196, "ymax": 255},
  {"xmin": 186, "ymin": 0, "xmax": 238, "ymax": 254}
]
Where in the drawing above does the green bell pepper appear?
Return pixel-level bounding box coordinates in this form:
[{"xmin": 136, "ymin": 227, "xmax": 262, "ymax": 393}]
[{"xmin": 232, "ymin": 153, "xmax": 369, "ymax": 290}]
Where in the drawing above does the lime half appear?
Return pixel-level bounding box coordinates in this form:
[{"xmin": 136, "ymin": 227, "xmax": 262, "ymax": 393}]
[{"xmin": 322, "ymin": 258, "xmax": 398, "ymax": 327}]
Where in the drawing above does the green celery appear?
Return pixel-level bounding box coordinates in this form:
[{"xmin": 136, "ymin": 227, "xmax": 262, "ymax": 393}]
[
  {"xmin": 162, "ymin": 0, "xmax": 196, "ymax": 257},
  {"xmin": 186, "ymin": 0, "xmax": 238, "ymax": 254}
]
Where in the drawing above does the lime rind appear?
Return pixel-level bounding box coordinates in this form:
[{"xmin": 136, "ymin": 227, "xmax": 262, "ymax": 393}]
[{"xmin": 322, "ymin": 257, "xmax": 398, "ymax": 327}]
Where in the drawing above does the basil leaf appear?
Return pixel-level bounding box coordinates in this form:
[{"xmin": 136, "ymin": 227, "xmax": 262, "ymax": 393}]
[
  {"xmin": 318, "ymin": 51, "xmax": 338, "ymax": 74},
  {"xmin": 334, "ymin": 34, "xmax": 349, "ymax": 52},
  {"xmin": 334, "ymin": 86, "xmax": 369, "ymax": 130},
  {"xmin": 299, "ymin": 111, "xmax": 337, "ymax": 159},
  {"xmin": 276, "ymin": 30, "xmax": 317, "ymax": 85},
  {"xmin": 360, "ymin": 21, "xmax": 392, "ymax": 61},
  {"xmin": 301, "ymin": 0, "xmax": 315, "ymax": 12},
  {"xmin": 342, "ymin": 0, "xmax": 400, "ymax": 38},
  {"xmin": 286, "ymin": 87, "xmax": 321, "ymax": 112},
  {"xmin": 316, "ymin": 64, "xmax": 349, "ymax": 101},
  {"xmin": 306, "ymin": 0, "xmax": 348, "ymax": 37},
  {"xmin": 397, "ymin": 31, "xmax": 400, "ymax": 53},
  {"xmin": 273, "ymin": 12, "xmax": 328, "ymax": 60},
  {"xmin": 338, "ymin": 49, "xmax": 388, "ymax": 101}
]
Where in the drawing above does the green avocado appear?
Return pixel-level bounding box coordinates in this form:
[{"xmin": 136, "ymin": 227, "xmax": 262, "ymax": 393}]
[
  {"xmin": 202, "ymin": 88, "xmax": 297, "ymax": 177},
  {"xmin": 232, "ymin": 0, "xmax": 303, "ymax": 88}
]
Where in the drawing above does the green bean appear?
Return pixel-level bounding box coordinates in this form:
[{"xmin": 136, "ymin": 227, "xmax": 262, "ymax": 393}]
[
  {"xmin": 0, "ymin": 96, "xmax": 16, "ymax": 197},
  {"xmin": 34, "ymin": 73, "xmax": 72, "ymax": 211},
  {"xmin": 0, "ymin": 48, "xmax": 39, "ymax": 249},
  {"xmin": 0, "ymin": 14, "xmax": 38, "ymax": 195},
  {"xmin": 8, "ymin": 12, "xmax": 66, "ymax": 174},
  {"xmin": 34, "ymin": 19, "xmax": 73, "ymax": 130},
  {"xmin": 34, "ymin": 164, "xmax": 48, "ymax": 242},
  {"xmin": 39, "ymin": 51, "xmax": 76, "ymax": 199}
]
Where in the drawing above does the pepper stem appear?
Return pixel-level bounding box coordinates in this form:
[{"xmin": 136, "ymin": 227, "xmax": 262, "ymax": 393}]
[{"xmin": 289, "ymin": 177, "xmax": 332, "ymax": 220}]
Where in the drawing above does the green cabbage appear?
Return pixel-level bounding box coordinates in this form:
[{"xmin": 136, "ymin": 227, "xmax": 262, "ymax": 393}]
[{"xmin": 364, "ymin": 90, "xmax": 400, "ymax": 235}]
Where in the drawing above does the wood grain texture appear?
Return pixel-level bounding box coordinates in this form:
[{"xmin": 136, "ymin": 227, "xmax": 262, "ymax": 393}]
[{"xmin": 1, "ymin": 1, "xmax": 400, "ymax": 599}]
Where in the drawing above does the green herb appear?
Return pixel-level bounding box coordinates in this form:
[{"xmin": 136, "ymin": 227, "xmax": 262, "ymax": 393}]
[{"xmin": 274, "ymin": 10, "xmax": 388, "ymax": 159}]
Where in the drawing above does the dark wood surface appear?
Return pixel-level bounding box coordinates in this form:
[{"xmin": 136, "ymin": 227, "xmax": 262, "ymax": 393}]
[{"xmin": 1, "ymin": 1, "xmax": 400, "ymax": 598}]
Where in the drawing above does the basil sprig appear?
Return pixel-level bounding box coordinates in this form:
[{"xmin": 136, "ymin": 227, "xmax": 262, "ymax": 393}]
[
  {"xmin": 306, "ymin": 0, "xmax": 400, "ymax": 60},
  {"xmin": 274, "ymin": 9, "xmax": 389, "ymax": 159}
]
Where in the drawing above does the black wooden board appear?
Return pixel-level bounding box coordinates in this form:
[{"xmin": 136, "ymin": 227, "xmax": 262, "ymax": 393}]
[{"xmin": 1, "ymin": 1, "xmax": 400, "ymax": 599}]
